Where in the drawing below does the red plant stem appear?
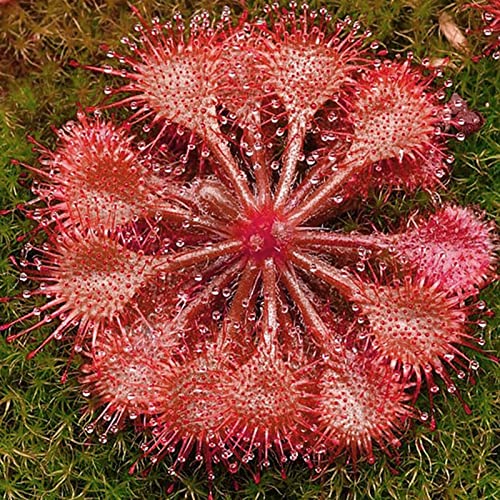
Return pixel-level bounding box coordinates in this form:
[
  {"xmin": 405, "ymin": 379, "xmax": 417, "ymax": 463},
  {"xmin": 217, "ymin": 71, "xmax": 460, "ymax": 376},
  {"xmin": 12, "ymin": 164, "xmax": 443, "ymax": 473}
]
[
  {"xmin": 159, "ymin": 206, "xmax": 227, "ymax": 234},
  {"xmin": 279, "ymin": 263, "xmax": 330, "ymax": 344},
  {"xmin": 226, "ymin": 262, "xmax": 260, "ymax": 338},
  {"xmin": 173, "ymin": 260, "xmax": 244, "ymax": 331},
  {"xmin": 203, "ymin": 122, "xmax": 256, "ymax": 212},
  {"xmin": 289, "ymin": 250, "xmax": 360, "ymax": 298},
  {"xmin": 284, "ymin": 132, "xmax": 358, "ymax": 213},
  {"xmin": 287, "ymin": 154, "xmax": 365, "ymax": 224},
  {"xmin": 243, "ymin": 112, "xmax": 271, "ymax": 206},
  {"xmin": 156, "ymin": 239, "xmax": 242, "ymax": 273},
  {"xmin": 276, "ymin": 297, "xmax": 298, "ymax": 353},
  {"xmin": 261, "ymin": 258, "xmax": 278, "ymax": 351},
  {"xmin": 274, "ymin": 116, "xmax": 308, "ymax": 209},
  {"xmin": 285, "ymin": 156, "xmax": 332, "ymax": 211},
  {"xmin": 294, "ymin": 230, "xmax": 390, "ymax": 252},
  {"xmin": 237, "ymin": 111, "xmax": 271, "ymax": 206}
]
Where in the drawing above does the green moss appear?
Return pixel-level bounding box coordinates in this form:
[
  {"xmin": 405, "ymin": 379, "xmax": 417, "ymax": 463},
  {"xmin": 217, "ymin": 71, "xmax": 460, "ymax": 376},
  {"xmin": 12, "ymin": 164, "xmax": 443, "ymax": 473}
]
[{"xmin": 0, "ymin": 1, "xmax": 498, "ymax": 498}]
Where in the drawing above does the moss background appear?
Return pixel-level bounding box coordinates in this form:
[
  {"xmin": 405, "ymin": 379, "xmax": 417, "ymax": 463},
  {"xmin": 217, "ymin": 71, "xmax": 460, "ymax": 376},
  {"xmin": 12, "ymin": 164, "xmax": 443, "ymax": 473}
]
[{"xmin": 0, "ymin": 1, "xmax": 498, "ymax": 498}]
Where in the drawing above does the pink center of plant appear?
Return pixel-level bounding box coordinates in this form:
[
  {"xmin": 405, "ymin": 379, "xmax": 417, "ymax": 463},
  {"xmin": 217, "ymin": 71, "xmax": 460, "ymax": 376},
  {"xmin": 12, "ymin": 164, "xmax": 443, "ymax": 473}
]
[{"xmin": 235, "ymin": 208, "xmax": 290, "ymax": 263}]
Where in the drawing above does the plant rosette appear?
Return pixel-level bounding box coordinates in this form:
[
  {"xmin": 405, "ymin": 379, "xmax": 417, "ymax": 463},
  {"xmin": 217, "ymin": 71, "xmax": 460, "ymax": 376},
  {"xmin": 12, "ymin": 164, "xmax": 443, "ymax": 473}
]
[{"xmin": 3, "ymin": 4, "xmax": 497, "ymax": 498}]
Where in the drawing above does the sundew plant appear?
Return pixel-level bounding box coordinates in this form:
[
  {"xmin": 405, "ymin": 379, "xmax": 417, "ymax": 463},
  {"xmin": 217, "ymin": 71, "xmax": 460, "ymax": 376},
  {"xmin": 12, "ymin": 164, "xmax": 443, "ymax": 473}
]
[{"xmin": 0, "ymin": 1, "xmax": 498, "ymax": 499}]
